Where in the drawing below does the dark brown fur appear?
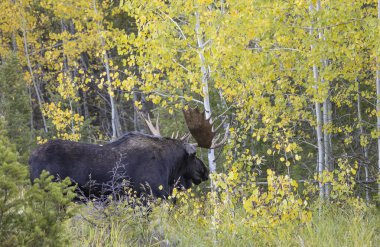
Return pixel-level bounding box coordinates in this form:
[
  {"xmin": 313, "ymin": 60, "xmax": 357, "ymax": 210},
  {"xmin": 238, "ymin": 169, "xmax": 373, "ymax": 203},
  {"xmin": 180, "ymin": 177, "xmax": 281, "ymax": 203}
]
[{"xmin": 29, "ymin": 132, "xmax": 209, "ymax": 199}]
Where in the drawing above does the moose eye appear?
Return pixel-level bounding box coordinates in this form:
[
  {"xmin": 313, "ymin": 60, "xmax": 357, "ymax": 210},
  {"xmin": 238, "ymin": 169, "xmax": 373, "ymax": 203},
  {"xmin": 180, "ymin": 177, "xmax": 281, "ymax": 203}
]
[{"xmin": 188, "ymin": 152, "xmax": 196, "ymax": 159}]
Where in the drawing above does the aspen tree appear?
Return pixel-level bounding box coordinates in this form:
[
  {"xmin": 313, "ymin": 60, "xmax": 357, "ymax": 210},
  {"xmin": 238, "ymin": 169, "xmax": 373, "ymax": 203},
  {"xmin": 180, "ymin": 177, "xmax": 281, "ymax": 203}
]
[
  {"xmin": 93, "ymin": 0, "xmax": 122, "ymax": 140},
  {"xmin": 309, "ymin": 1, "xmax": 325, "ymax": 198}
]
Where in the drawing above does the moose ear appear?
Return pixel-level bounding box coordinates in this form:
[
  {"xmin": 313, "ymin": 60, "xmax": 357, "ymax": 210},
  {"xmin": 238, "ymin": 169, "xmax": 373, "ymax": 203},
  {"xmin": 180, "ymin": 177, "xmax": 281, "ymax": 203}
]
[{"xmin": 184, "ymin": 143, "xmax": 196, "ymax": 156}]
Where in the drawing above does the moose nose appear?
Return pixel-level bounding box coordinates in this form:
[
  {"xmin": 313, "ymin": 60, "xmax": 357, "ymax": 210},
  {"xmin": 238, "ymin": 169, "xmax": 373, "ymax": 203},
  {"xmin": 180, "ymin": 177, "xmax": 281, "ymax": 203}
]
[{"xmin": 203, "ymin": 169, "xmax": 210, "ymax": 181}]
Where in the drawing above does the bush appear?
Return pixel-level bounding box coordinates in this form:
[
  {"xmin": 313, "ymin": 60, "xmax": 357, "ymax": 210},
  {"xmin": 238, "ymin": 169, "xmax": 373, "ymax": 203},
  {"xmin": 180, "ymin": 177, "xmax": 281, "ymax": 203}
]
[{"xmin": 0, "ymin": 118, "xmax": 76, "ymax": 247}]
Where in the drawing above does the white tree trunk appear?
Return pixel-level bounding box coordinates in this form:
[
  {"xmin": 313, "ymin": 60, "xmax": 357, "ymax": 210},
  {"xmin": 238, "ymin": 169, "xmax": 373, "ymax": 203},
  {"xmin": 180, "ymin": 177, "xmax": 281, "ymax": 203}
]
[
  {"xmin": 93, "ymin": 0, "xmax": 121, "ymax": 140},
  {"xmin": 103, "ymin": 49, "xmax": 121, "ymax": 140},
  {"xmin": 323, "ymin": 97, "xmax": 332, "ymax": 197},
  {"xmin": 21, "ymin": 21, "xmax": 48, "ymax": 133},
  {"xmin": 60, "ymin": 20, "xmax": 78, "ymax": 136},
  {"xmin": 310, "ymin": 2, "xmax": 325, "ymax": 198},
  {"xmin": 194, "ymin": 11, "xmax": 218, "ymax": 245},
  {"xmin": 357, "ymin": 79, "xmax": 370, "ymax": 201},
  {"xmin": 315, "ymin": 101, "xmax": 325, "ymax": 198},
  {"xmin": 195, "ymin": 11, "xmax": 216, "ymax": 174}
]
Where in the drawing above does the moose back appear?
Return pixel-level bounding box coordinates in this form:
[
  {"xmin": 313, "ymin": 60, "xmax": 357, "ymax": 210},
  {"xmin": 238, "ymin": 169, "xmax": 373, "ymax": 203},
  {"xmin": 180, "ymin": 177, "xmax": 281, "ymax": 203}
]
[{"xmin": 29, "ymin": 132, "xmax": 209, "ymax": 199}]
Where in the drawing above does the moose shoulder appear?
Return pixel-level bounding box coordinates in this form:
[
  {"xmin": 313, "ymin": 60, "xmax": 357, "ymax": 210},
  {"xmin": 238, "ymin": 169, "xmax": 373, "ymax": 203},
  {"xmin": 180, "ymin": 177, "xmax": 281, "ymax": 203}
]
[{"xmin": 29, "ymin": 132, "xmax": 209, "ymax": 199}]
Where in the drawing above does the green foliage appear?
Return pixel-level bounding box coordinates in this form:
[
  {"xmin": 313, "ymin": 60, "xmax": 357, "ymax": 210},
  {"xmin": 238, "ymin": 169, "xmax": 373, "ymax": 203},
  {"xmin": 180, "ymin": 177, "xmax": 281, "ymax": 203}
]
[
  {"xmin": 0, "ymin": 119, "xmax": 76, "ymax": 247},
  {"xmin": 0, "ymin": 55, "xmax": 32, "ymax": 161},
  {"xmin": 20, "ymin": 171, "xmax": 77, "ymax": 247},
  {"xmin": 0, "ymin": 117, "xmax": 29, "ymax": 246}
]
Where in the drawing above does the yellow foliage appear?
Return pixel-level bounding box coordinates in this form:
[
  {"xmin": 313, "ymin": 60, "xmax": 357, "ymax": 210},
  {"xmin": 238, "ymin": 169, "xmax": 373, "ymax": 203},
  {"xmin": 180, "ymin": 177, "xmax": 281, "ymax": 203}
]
[
  {"xmin": 42, "ymin": 102, "xmax": 84, "ymax": 141},
  {"xmin": 169, "ymin": 168, "xmax": 312, "ymax": 234},
  {"xmin": 305, "ymin": 159, "xmax": 367, "ymax": 210},
  {"xmin": 243, "ymin": 170, "xmax": 311, "ymax": 230}
]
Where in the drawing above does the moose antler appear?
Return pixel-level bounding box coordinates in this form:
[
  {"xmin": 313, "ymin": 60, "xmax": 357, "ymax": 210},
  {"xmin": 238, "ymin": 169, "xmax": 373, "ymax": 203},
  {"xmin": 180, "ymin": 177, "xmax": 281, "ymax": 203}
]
[
  {"xmin": 136, "ymin": 107, "xmax": 229, "ymax": 149},
  {"xmin": 183, "ymin": 107, "xmax": 229, "ymax": 149},
  {"xmin": 137, "ymin": 110, "xmax": 188, "ymax": 139},
  {"xmin": 136, "ymin": 110, "xmax": 161, "ymax": 136}
]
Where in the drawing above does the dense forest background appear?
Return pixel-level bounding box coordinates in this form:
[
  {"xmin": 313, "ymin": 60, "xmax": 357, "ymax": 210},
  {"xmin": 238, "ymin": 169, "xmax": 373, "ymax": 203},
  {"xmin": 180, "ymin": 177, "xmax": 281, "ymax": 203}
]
[{"xmin": 0, "ymin": 0, "xmax": 379, "ymax": 246}]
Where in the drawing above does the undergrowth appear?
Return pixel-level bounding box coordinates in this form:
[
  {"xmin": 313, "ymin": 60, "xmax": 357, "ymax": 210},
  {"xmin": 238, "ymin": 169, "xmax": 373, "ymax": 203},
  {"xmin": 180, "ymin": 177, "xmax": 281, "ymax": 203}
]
[
  {"xmin": 68, "ymin": 199, "xmax": 379, "ymax": 247},
  {"xmin": 68, "ymin": 166, "xmax": 379, "ymax": 246}
]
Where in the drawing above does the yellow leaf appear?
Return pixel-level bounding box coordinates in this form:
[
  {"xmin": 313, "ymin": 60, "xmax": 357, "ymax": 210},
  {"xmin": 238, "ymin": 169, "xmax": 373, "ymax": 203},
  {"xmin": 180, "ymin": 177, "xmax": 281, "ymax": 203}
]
[{"xmin": 351, "ymin": 168, "xmax": 356, "ymax": 175}]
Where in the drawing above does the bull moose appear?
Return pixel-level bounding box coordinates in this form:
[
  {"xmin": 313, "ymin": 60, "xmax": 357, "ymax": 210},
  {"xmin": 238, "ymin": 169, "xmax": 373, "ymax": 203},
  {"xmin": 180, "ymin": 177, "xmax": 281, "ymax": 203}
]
[{"xmin": 29, "ymin": 108, "xmax": 228, "ymax": 199}]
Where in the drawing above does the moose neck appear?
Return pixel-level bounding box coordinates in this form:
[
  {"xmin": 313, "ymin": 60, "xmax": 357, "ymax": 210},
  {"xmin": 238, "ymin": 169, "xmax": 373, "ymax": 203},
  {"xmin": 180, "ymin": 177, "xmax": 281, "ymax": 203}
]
[{"xmin": 166, "ymin": 142, "xmax": 189, "ymax": 186}]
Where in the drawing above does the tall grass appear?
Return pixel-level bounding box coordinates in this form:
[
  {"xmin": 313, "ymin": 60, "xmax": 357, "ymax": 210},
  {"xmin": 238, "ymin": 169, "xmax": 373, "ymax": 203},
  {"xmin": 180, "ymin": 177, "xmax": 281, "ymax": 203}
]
[
  {"xmin": 295, "ymin": 205, "xmax": 379, "ymax": 247},
  {"xmin": 68, "ymin": 201, "xmax": 379, "ymax": 246}
]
